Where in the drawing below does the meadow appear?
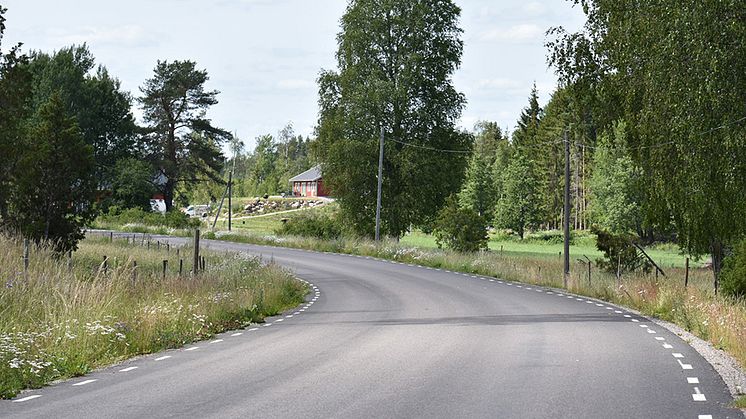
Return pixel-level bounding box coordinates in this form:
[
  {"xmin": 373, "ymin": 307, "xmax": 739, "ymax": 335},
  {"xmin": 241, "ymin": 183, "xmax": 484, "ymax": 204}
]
[{"xmin": 0, "ymin": 234, "xmax": 306, "ymax": 398}]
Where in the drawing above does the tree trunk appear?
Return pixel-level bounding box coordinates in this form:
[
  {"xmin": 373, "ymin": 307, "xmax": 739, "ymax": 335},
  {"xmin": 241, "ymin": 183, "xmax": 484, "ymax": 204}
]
[{"xmin": 710, "ymin": 239, "xmax": 724, "ymax": 294}]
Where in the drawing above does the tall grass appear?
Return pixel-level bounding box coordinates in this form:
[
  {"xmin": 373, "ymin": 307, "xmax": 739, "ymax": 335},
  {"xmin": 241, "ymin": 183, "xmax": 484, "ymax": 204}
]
[
  {"xmin": 214, "ymin": 231, "xmax": 746, "ymax": 372},
  {"xmin": 0, "ymin": 234, "xmax": 306, "ymax": 398}
]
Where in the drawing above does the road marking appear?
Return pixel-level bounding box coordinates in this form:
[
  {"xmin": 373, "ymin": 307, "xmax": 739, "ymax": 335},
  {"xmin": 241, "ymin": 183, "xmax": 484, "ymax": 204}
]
[
  {"xmin": 516, "ymin": 285, "xmax": 523, "ymax": 288},
  {"xmin": 72, "ymin": 379, "xmax": 97, "ymax": 386},
  {"xmin": 678, "ymin": 359, "xmax": 693, "ymax": 370},
  {"xmin": 624, "ymin": 314, "xmax": 631, "ymax": 318},
  {"xmin": 663, "ymin": 343, "xmax": 673, "ymax": 349},
  {"xmin": 155, "ymin": 356, "xmax": 171, "ymax": 361},
  {"xmin": 672, "ymin": 353, "xmax": 684, "ymax": 358},
  {"xmin": 293, "ymin": 312, "xmax": 300, "ymax": 315},
  {"xmin": 185, "ymin": 346, "xmax": 199, "ymax": 351},
  {"xmin": 688, "ymin": 377, "xmax": 700, "ymax": 384},
  {"xmin": 248, "ymin": 328, "xmax": 259, "ymax": 331},
  {"xmin": 546, "ymin": 291, "xmax": 553, "ymax": 294},
  {"xmin": 119, "ymin": 366, "xmax": 138, "ymax": 372},
  {"xmin": 231, "ymin": 332, "xmax": 243, "ymax": 336},
  {"xmin": 526, "ymin": 287, "xmax": 532, "ymax": 290},
  {"xmin": 692, "ymin": 387, "xmax": 706, "ymax": 401},
  {"xmin": 210, "ymin": 339, "xmax": 224, "ymax": 344},
  {"xmin": 300, "ymin": 309, "xmax": 305, "ymax": 312},
  {"xmin": 615, "ymin": 310, "xmax": 622, "ymax": 313},
  {"xmin": 698, "ymin": 416, "xmax": 713, "ymax": 419},
  {"xmin": 286, "ymin": 315, "xmax": 294, "ymax": 318},
  {"xmin": 275, "ymin": 319, "xmax": 284, "ymax": 322},
  {"xmin": 13, "ymin": 395, "xmax": 42, "ymax": 402},
  {"xmin": 655, "ymin": 337, "xmax": 665, "ymax": 341},
  {"xmin": 605, "ymin": 307, "xmax": 613, "ymax": 310},
  {"xmin": 596, "ymin": 303, "xmax": 604, "ymax": 307},
  {"xmin": 647, "ymin": 329, "xmax": 656, "ymax": 334},
  {"xmin": 489, "ymin": 279, "xmax": 495, "ymax": 282},
  {"xmin": 640, "ymin": 325, "xmax": 648, "ymax": 328},
  {"xmin": 631, "ymin": 319, "xmax": 640, "ymax": 322}
]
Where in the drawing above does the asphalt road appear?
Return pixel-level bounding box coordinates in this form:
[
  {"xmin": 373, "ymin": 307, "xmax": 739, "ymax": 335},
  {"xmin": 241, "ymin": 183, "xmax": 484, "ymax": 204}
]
[{"xmin": 2, "ymin": 235, "xmax": 741, "ymax": 418}]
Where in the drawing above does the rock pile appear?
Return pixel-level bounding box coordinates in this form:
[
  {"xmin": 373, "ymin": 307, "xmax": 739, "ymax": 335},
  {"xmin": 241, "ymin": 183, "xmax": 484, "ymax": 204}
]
[{"xmin": 242, "ymin": 199, "xmax": 323, "ymax": 215}]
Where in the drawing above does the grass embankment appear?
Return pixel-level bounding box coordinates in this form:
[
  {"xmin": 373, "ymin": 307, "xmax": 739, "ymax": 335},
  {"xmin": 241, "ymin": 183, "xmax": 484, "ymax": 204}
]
[
  {"xmin": 211, "ymin": 230, "xmax": 746, "ymax": 377},
  {"xmin": 0, "ymin": 234, "xmax": 306, "ymax": 399}
]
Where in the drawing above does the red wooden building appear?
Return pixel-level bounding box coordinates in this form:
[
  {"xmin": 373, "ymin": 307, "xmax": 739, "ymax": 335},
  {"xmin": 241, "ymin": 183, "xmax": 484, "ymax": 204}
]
[{"xmin": 289, "ymin": 165, "xmax": 328, "ymax": 197}]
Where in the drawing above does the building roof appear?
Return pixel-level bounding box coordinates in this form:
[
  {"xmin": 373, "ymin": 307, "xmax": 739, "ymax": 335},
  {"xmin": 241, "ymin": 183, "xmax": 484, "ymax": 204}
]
[{"xmin": 289, "ymin": 165, "xmax": 322, "ymax": 183}]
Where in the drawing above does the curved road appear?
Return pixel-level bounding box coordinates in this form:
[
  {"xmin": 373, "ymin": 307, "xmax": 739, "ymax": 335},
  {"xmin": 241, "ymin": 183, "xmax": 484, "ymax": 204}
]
[{"xmin": 3, "ymin": 236, "xmax": 740, "ymax": 418}]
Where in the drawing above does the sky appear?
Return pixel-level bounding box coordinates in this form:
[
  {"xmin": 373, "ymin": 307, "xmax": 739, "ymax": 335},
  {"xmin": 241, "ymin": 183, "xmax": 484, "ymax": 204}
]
[{"xmin": 1, "ymin": 0, "xmax": 586, "ymax": 150}]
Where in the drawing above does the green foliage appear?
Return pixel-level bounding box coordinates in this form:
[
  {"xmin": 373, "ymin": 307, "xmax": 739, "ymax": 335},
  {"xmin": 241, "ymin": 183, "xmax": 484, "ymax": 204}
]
[
  {"xmin": 594, "ymin": 228, "xmax": 651, "ymax": 275},
  {"xmin": 27, "ymin": 45, "xmax": 138, "ymax": 189},
  {"xmin": 458, "ymin": 122, "xmax": 506, "ymax": 220},
  {"xmin": 99, "ymin": 207, "xmax": 201, "ymax": 229},
  {"xmin": 139, "ymin": 60, "xmax": 229, "ymax": 211},
  {"xmin": 316, "ymin": 0, "xmax": 470, "ymax": 238},
  {"xmin": 549, "ymin": 0, "xmax": 746, "ymax": 278},
  {"xmin": 494, "ymin": 154, "xmax": 544, "ymax": 239},
  {"xmin": 276, "ymin": 211, "xmax": 343, "ymax": 240},
  {"xmin": 433, "ymin": 196, "xmax": 488, "ymax": 252},
  {"xmin": 588, "ymin": 121, "xmax": 643, "ymax": 234},
  {"xmin": 111, "ymin": 158, "xmax": 156, "ymax": 211},
  {"xmin": 8, "ymin": 93, "xmax": 96, "ymax": 252},
  {"xmin": 720, "ymin": 239, "xmax": 746, "ymax": 298}
]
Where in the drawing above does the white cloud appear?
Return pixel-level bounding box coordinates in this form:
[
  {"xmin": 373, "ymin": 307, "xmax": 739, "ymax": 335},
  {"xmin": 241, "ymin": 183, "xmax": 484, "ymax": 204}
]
[
  {"xmin": 478, "ymin": 23, "xmax": 545, "ymax": 43},
  {"xmin": 276, "ymin": 79, "xmax": 315, "ymax": 90},
  {"xmin": 56, "ymin": 25, "xmax": 159, "ymax": 48},
  {"xmin": 522, "ymin": 2, "xmax": 548, "ymax": 16},
  {"xmin": 476, "ymin": 78, "xmax": 522, "ymax": 90}
]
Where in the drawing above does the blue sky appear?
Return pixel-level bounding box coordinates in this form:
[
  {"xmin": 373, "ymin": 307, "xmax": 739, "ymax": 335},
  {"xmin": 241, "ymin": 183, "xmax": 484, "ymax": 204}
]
[{"xmin": 1, "ymin": 0, "xmax": 585, "ymax": 149}]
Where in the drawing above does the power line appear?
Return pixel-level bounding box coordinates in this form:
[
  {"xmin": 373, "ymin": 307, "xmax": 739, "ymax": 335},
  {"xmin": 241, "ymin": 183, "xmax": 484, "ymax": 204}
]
[{"xmin": 386, "ymin": 137, "xmax": 471, "ymax": 154}]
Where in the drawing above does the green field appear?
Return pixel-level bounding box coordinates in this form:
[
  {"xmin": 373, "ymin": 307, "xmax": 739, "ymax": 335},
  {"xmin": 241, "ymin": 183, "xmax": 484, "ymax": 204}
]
[{"xmin": 225, "ymin": 208, "xmax": 696, "ymax": 269}]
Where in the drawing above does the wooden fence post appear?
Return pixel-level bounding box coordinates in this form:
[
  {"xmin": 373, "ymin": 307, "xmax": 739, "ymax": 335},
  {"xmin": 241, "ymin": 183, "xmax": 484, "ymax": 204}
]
[
  {"xmin": 162, "ymin": 260, "xmax": 167, "ymax": 279},
  {"xmin": 132, "ymin": 261, "xmax": 137, "ymax": 284},
  {"xmin": 685, "ymin": 257, "xmax": 690, "ymax": 288},
  {"xmin": 103, "ymin": 256, "xmax": 108, "ymax": 274},
  {"xmin": 179, "ymin": 259, "xmax": 183, "ymax": 276},
  {"xmin": 193, "ymin": 229, "xmax": 200, "ymax": 275}
]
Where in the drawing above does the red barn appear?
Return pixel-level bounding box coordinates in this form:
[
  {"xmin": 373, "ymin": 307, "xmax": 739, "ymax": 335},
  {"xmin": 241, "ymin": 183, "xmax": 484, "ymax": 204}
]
[{"xmin": 289, "ymin": 165, "xmax": 328, "ymax": 197}]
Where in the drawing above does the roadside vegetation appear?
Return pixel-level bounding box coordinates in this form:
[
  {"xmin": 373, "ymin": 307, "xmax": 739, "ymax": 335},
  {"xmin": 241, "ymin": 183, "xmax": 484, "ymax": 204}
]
[{"xmin": 0, "ymin": 234, "xmax": 306, "ymax": 399}]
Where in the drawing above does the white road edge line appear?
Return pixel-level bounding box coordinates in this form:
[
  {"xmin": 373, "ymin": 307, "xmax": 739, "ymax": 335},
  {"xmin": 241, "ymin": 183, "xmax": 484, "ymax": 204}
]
[
  {"xmin": 154, "ymin": 356, "xmax": 171, "ymax": 361},
  {"xmin": 119, "ymin": 366, "xmax": 138, "ymax": 372}
]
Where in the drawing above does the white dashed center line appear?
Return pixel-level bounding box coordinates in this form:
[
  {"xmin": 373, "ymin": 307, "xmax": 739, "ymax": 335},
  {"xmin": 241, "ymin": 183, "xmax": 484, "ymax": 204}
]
[
  {"xmin": 13, "ymin": 395, "xmax": 42, "ymax": 402},
  {"xmin": 72, "ymin": 379, "xmax": 97, "ymax": 386}
]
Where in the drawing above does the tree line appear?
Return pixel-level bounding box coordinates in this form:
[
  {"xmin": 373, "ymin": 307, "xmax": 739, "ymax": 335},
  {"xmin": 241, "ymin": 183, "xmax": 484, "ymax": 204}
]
[
  {"xmin": 313, "ymin": 0, "xmax": 746, "ymax": 293},
  {"xmin": 0, "ymin": 6, "xmax": 231, "ymax": 250}
]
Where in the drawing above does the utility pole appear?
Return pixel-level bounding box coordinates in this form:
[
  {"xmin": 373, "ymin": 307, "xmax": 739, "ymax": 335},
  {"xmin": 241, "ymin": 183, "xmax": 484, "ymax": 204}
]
[
  {"xmin": 375, "ymin": 126, "xmax": 384, "ymax": 242},
  {"xmin": 227, "ymin": 170, "xmax": 233, "ymax": 232},
  {"xmin": 563, "ymin": 130, "xmax": 571, "ymax": 287}
]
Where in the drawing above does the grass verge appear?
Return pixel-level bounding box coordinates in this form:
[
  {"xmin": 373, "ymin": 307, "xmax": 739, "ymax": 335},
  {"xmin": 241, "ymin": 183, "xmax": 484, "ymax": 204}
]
[{"xmin": 0, "ymin": 234, "xmax": 306, "ymax": 399}]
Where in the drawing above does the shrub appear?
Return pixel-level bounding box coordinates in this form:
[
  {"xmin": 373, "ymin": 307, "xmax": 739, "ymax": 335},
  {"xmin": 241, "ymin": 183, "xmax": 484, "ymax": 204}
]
[
  {"xmin": 594, "ymin": 228, "xmax": 651, "ymax": 274},
  {"xmin": 720, "ymin": 239, "xmax": 746, "ymax": 298},
  {"xmin": 98, "ymin": 207, "xmax": 201, "ymax": 229},
  {"xmin": 276, "ymin": 211, "xmax": 342, "ymax": 240},
  {"xmin": 433, "ymin": 197, "xmax": 488, "ymax": 253}
]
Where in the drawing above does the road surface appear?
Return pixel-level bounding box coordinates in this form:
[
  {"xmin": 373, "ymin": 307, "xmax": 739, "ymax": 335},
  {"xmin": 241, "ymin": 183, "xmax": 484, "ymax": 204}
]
[{"xmin": 3, "ymin": 235, "xmax": 740, "ymax": 418}]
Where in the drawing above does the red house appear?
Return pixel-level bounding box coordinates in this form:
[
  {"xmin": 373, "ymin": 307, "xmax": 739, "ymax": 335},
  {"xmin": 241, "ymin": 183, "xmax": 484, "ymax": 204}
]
[{"xmin": 289, "ymin": 165, "xmax": 328, "ymax": 197}]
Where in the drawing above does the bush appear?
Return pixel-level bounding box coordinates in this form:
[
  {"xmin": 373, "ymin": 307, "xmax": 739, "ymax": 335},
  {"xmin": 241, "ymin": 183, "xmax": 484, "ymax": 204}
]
[
  {"xmin": 433, "ymin": 197, "xmax": 488, "ymax": 253},
  {"xmin": 594, "ymin": 228, "xmax": 651, "ymax": 274},
  {"xmin": 98, "ymin": 207, "xmax": 201, "ymax": 229},
  {"xmin": 276, "ymin": 211, "xmax": 343, "ymax": 240},
  {"xmin": 721, "ymin": 239, "xmax": 746, "ymax": 298}
]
